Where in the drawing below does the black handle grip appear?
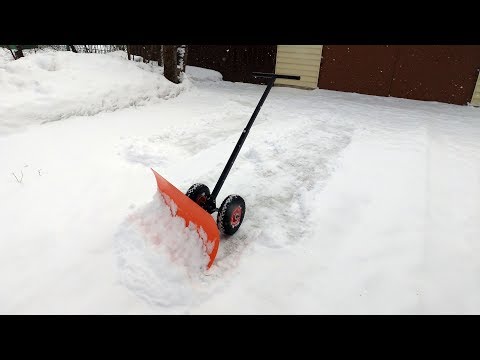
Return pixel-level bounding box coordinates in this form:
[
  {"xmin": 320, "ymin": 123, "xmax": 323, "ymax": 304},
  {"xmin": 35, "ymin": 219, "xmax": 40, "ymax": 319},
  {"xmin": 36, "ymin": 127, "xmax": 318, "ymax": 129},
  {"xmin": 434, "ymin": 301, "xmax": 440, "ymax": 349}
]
[{"xmin": 252, "ymin": 72, "xmax": 301, "ymax": 80}]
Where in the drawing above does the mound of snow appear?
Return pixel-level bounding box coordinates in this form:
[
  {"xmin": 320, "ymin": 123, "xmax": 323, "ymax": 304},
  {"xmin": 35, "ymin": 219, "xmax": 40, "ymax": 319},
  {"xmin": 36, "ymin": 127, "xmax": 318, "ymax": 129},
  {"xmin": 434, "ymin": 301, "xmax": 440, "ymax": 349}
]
[
  {"xmin": 186, "ymin": 66, "xmax": 223, "ymax": 82},
  {"xmin": 114, "ymin": 192, "xmax": 212, "ymax": 307},
  {"xmin": 0, "ymin": 48, "xmax": 15, "ymax": 64},
  {"xmin": 0, "ymin": 50, "xmax": 188, "ymax": 134}
]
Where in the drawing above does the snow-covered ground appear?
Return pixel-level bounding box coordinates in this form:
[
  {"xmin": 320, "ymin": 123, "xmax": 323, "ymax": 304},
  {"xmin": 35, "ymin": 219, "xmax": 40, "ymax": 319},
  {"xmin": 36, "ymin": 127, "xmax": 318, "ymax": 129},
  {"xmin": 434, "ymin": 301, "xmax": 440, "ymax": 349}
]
[{"xmin": 1, "ymin": 49, "xmax": 479, "ymax": 314}]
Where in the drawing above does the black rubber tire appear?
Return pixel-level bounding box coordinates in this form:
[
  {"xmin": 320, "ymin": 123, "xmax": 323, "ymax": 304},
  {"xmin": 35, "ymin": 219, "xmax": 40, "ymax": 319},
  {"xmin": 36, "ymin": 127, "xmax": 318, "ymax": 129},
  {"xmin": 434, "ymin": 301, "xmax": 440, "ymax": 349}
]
[
  {"xmin": 217, "ymin": 195, "xmax": 245, "ymax": 236},
  {"xmin": 186, "ymin": 183, "xmax": 210, "ymax": 207}
]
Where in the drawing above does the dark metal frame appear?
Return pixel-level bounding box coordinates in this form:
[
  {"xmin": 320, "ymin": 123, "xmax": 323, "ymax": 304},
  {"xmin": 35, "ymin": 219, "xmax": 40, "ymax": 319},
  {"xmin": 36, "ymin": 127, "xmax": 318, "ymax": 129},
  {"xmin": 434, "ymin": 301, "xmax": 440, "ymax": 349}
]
[{"xmin": 201, "ymin": 72, "xmax": 300, "ymax": 213}]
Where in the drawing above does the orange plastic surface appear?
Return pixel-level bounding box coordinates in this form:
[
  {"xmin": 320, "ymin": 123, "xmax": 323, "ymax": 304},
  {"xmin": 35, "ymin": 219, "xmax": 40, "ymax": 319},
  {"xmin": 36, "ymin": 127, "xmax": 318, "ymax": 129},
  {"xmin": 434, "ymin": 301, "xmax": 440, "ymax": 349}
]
[{"xmin": 151, "ymin": 169, "xmax": 220, "ymax": 269}]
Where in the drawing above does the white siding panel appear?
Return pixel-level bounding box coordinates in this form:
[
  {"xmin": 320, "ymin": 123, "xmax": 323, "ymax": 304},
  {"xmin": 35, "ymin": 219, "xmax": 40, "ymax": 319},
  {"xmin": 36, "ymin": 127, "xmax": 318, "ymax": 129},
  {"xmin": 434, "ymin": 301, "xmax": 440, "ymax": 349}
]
[
  {"xmin": 276, "ymin": 52, "xmax": 323, "ymax": 62},
  {"xmin": 277, "ymin": 46, "xmax": 323, "ymax": 55},
  {"xmin": 472, "ymin": 72, "xmax": 480, "ymax": 106},
  {"xmin": 278, "ymin": 57, "xmax": 323, "ymax": 66},
  {"xmin": 275, "ymin": 45, "xmax": 322, "ymax": 89}
]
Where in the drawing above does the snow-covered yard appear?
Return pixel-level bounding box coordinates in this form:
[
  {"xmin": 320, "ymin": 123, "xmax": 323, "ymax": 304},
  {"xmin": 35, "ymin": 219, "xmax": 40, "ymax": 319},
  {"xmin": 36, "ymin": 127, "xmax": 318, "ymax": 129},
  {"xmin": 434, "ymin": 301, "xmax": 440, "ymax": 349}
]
[{"xmin": 1, "ymin": 49, "xmax": 479, "ymax": 314}]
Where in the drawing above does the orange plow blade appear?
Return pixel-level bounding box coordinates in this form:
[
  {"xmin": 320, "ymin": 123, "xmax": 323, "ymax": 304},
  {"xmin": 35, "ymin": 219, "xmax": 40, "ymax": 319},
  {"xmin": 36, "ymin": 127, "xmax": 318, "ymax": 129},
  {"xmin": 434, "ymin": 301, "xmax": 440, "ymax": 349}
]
[{"xmin": 151, "ymin": 169, "xmax": 220, "ymax": 269}]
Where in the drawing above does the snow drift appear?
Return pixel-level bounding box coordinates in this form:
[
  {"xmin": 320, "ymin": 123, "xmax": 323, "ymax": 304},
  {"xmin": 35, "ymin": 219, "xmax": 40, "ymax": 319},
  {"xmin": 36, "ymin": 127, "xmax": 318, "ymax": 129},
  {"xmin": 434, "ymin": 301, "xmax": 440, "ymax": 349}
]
[
  {"xmin": 0, "ymin": 50, "xmax": 188, "ymax": 134},
  {"xmin": 114, "ymin": 192, "xmax": 211, "ymax": 307},
  {"xmin": 185, "ymin": 66, "xmax": 223, "ymax": 82}
]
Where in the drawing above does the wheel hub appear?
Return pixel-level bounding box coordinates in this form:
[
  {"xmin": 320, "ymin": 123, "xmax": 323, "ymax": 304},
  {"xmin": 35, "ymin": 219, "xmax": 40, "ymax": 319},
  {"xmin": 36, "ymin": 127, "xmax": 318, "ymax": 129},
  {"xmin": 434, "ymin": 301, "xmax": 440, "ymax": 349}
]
[
  {"xmin": 196, "ymin": 194, "xmax": 207, "ymax": 206},
  {"xmin": 230, "ymin": 206, "xmax": 242, "ymax": 227}
]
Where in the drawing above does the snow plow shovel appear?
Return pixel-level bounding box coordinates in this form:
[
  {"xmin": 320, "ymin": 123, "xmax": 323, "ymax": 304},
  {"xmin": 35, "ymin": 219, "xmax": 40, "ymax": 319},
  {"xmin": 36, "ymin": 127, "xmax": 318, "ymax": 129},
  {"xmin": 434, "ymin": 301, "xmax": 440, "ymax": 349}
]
[{"xmin": 152, "ymin": 72, "xmax": 300, "ymax": 269}]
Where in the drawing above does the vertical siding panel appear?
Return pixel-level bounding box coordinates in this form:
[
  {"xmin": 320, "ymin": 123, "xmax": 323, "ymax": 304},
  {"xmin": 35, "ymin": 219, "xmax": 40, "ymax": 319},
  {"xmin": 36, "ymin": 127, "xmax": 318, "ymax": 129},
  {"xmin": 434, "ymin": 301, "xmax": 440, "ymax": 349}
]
[
  {"xmin": 275, "ymin": 45, "xmax": 322, "ymax": 88},
  {"xmin": 470, "ymin": 71, "xmax": 480, "ymax": 106}
]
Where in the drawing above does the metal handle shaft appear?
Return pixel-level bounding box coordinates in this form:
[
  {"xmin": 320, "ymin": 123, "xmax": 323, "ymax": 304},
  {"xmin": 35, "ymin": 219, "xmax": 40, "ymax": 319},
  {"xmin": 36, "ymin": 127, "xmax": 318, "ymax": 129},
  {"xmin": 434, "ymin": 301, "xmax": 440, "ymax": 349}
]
[{"xmin": 252, "ymin": 72, "xmax": 301, "ymax": 80}]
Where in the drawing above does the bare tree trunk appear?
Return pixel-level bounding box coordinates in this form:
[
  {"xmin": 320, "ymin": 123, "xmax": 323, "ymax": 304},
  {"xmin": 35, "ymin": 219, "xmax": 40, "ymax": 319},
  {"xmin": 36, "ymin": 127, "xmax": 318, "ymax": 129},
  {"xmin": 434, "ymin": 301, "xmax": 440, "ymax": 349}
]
[
  {"xmin": 158, "ymin": 45, "xmax": 163, "ymax": 66},
  {"xmin": 163, "ymin": 45, "xmax": 188, "ymax": 83},
  {"xmin": 177, "ymin": 45, "xmax": 187, "ymax": 75},
  {"xmin": 15, "ymin": 45, "xmax": 24, "ymax": 59},
  {"xmin": 183, "ymin": 46, "xmax": 189, "ymax": 69},
  {"xmin": 67, "ymin": 45, "xmax": 77, "ymax": 53},
  {"xmin": 7, "ymin": 46, "xmax": 16, "ymax": 60},
  {"xmin": 163, "ymin": 45, "xmax": 179, "ymax": 83}
]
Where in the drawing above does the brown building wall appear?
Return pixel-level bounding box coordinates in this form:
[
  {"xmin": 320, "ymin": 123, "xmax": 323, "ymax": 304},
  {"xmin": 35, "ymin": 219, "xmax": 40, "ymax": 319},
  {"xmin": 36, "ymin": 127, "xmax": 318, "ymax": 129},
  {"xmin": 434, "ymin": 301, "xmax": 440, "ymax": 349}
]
[
  {"xmin": 318, "ymin": 45, "xmax": 480, "ymax": 105},
  {"xmin": 317, "ymin": 45, "xmax": 398, "ymax": 96},
  {"xmin": 389, "ymin": 46, "xmax": 480, "ymax": 104}
]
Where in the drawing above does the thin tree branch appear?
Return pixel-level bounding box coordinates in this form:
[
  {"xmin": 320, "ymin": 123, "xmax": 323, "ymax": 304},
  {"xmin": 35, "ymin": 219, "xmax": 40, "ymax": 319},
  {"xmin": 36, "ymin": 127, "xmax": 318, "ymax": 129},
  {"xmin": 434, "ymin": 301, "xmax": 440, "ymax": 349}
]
[
  {"xmin": 12, "ymin": 170, "xmax": 23, "ymax": 183},
  {"xmin": 7, "ymin": 45, "xmax": 16, "ymax": 60}
]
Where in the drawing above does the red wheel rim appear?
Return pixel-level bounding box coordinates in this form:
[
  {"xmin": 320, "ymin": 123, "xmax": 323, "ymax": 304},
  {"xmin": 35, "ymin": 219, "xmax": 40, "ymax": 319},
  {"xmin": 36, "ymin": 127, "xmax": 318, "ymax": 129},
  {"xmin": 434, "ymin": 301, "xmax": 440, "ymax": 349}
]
[
  {"xmin": 196, "ymin": 194, "xmax": 207, "ymax": 206},
  {"xmin": 230, "ymin": 206, "xmax": 242, "ymax": 227}
]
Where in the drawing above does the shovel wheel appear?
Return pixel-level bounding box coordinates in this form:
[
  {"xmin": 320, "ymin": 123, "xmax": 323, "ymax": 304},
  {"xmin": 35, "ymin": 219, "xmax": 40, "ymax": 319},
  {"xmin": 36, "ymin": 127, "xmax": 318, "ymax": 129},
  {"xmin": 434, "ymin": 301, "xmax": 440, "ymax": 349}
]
[
  {"xmin": 217, "ymin": 195, "xmax": 245, "ymax": 236},
  {"xmin": 186, "ymin": 183, "xmax": 210, "ymax": 207}
]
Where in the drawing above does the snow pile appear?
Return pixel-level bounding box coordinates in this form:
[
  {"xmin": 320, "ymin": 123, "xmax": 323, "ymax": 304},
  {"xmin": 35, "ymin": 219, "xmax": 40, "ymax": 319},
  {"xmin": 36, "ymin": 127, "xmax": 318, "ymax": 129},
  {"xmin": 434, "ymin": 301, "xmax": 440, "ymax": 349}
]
[
  {"xmin": 0, "ymin": 48, "xmax": 14, "ymax": 64},
  {"xmin": 186, "ymin": 65, "xmax": 223, "ymax": 82},
  {"xmin": 114, "ymin": 192, "xmax": 211, "ymax": 307},
  {"xmin": 0, "ymin": 50, "xmax": 188, "ymax": 134}
]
